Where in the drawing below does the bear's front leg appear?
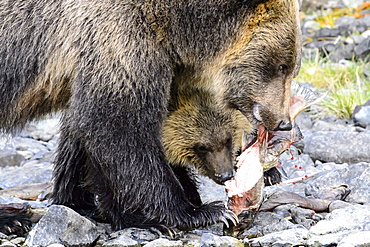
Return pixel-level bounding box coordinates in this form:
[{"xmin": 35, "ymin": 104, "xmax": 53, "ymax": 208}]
[{"xmin": 50, "ymin": 70, "xmax": 237, "ymax": 230}]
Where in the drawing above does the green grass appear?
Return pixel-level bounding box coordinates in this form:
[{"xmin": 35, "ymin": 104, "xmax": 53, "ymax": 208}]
[{"xmin": 296, "ymin": 55, "xmax": 370, "ymax": 119}]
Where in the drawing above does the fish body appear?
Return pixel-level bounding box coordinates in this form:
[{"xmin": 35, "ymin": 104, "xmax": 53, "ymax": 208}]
[
  {"xmin": 225, "ymin": 137, "xmax": 263, "ymax": 215},
  {"xmin": 226, "ymin": 81, "xmax": 326, "ymax": 215}
]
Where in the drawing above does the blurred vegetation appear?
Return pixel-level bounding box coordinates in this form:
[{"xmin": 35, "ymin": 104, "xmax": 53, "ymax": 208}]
[
  {"xmin": 297, "ymin": 3, "xmax": 370, "ymax": 119},
  {"xmin": 306, "ymin": 2, "xmax": 370, "ymax": 27},
  {"xmin": 296, "ymin": 55, "xmax": 370, "ymax": 119}
]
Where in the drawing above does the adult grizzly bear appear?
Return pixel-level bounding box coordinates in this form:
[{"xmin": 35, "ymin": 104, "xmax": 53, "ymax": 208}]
[{"xmin": 0, "ymin": 0, "xmax": 301, "ymax": 231}]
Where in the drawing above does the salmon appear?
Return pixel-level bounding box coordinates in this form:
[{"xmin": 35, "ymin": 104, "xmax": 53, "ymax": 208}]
[{"xmin": 225, "ymin": 80, "xmax": 326, "ymax": 215}]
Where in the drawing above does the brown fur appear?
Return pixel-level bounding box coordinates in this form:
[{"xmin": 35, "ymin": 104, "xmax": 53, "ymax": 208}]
[
  {"xmin": 162, "ymin": 87, "xmax": 251, "ymax": 185},
  {"xmin": 0, "ymin": 0, "xmax": 301, "ymax": 230}
]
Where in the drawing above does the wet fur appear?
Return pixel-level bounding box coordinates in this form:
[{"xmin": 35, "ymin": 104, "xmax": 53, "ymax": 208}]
[{"xmin": 0, "ymin": 0, "xmax": 301, "ymax": 230}]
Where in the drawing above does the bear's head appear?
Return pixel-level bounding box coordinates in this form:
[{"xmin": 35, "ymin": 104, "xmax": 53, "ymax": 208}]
[
  {"xmin": 162, "ymin": 89, "xmax": 251, "ymax": 185},
  {"xmin": 205, "ymin": 0, "xmax": 301, "ymax": 132}
]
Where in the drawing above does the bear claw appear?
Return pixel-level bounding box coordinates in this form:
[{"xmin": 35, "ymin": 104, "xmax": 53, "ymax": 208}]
[{"xmin": 224, "ymin": 210, "xmax": 239, "ymax": 226}]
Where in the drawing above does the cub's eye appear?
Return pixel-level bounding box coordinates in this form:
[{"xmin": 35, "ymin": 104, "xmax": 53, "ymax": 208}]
[{"xmin": 278, "ymin": 64, "xmax": 288, "ymax": 75}]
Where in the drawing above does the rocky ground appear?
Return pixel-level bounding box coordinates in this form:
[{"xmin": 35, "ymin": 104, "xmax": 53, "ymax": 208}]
[
  {"xmin": 1, "ymin": 2, "xmax": 370, "ymax": 247},
  {"xmin": 3, "ymin": 100, "xmax": 370, "ymax": 247},
  {"xmin": 301, "ymin": 1, "xmax": 370, "ymax": 63}
]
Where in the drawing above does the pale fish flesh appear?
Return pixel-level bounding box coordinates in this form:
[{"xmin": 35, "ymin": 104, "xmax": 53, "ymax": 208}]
[{"xmin": 225, "ymin": 81, "xmax": 326, "ymax": 215}]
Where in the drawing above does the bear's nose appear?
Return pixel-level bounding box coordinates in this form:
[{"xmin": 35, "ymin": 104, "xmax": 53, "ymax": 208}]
[
  {"xmin": 275, "ymin": 121, "xmax": 292, "ymax": 131},
  {"xmin": 214, "ymin": 170, "xmax": 235, "ymax": 185}
]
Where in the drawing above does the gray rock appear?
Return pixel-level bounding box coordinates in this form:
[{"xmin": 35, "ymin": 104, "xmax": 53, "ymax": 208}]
[
  {"xmin": 0, "ymin": 161, "xmax": 53, "ymax": 190},
  {"xmin": 0, "ymin": 240, "xmax": 17, "ymax": 247},
  {"xmin": 197, "ymin": 175, "xmax": 227, "ymax": 203},
  {"xmin": 109, "ymin": 228, "xmax": 158, "ymax": 245},
  {"xmin": 103, "ymin": 235, "xmax": 140, "ymax": 247},
  {"xmin": 306, "ymin": 204, "xmax": 370, "ymax": 246},
  {"xmin": 289, "ymin": 206, "xmax": 323, "ymax": 229},
  {"xmin": 340, "ymin": 15, "xmax": 370, "ymax": 33},
  {"xmin": 353, "ymin": 101, "xmax": 370, "ymax": 128},
  {"xmin": 301, "ymin": 47, "xmax": 321, "ymax": 60},
  {"xmin": 11, "ymin": 137, "xmax": 50, "ymax": 154},
  {"xmin": 0, "ymin": 149, "xmax": 25, "ymax": 168},
  {"xmin": 199, "ymin": 233, "xmax": 243, "ymax": 247},
  {"xmin": 337, "ymin": 231, "xmax": 370, "ymax": 247},
  {"xmin": 329, "ymin": 41, "xmax": 355, "ymax": 62},
  {"xmin": 9, "ymin": 237, "xmax": 25, "ymax": 245},
  {"xmin": 315, "ymin": 28, "xmax": 340, "ymax": 38},
  {"xmin": 279, "ymin": 150, "xmax": 318, "ymax": 181},
  {"xmin": 307, "ymin": 231, "xmax": 352, "ymax": 247},
  {"xmin": 246, "ymin": 227, "xmax": 309, "ymax": 247},
  {"xmin": 352, "ymin": 35, "xmax": 366, "ymax": 45},
  {"xmin": 46, "ymin": 244, "xmax": 64, "ymax": 247},
  {"xmin": 305, "ymin": 40, "xmax": 336, "ymax": 50},
  {"xmin": 328, "ymin": 200, "xmax": 354, "ymax": 212},
  {"xmin": 335, "ymin": 16, "xmax": 357, "ymax": 29},
  {"xmin": 302, "ymin": 20, "xmax": 321, "ymax": 33},
  {"xmin": 305, "ymin": 162, "xmax": 370, "ymax": 204},
  {"xmin": 364, "ymin": 63, "xmax": 370, "ymax": 78},
  {"xmin": 302, "ymin": 131, "xmax": 370, "ymax": 164},
  {"xmin": 250, "ymin": 212, "xmax": 295, "ymax": 236},
  {"xmin": 295, "ymin": 111, "xmax": 314, "ymax": 131},
  {"xmin": 144, "ymin": 238, "xmax": 183, "ymax": 247},
  {"xmin": 342, "ymin": 0, "xmax": 365, "ymax": 8},
  {"xmin": 0, "ymin": 195, "xmax": 25, "ymax": 204},
  {"xmin": 310, "ymin": 119, "xmax": 355, "ymax": 131},
  {"xmin": 309, "ymin": 204, "xmax": 370, "ymax": 235},
  {"xmin": 301, "ymin": 0, "xmax": 345, "ymax": 12},
  {"xmin": 272, "ymin": 204, "xmax": 324, "ymax": 230},
  {"xmin": 362, "ymin": 29, "xmax": 370, "ymax": 39},
  {"xmin": 20, "ymin": 117, "xmax": 60, "ymax": 141},
  {"xmin": 25, "ymin": 205, "xmax": 101, "ymax": 247},
  {"xmin": 354, "ymin": 37, "xmax": 370, "ymax": 60}
]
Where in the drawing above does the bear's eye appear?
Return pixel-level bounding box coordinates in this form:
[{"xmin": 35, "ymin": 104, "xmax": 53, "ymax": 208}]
[
  {"xmin": 225, "ymin": 137, "xmax": 232, "ymax": 149},
  {"xmin": 278, "ymin": 64, "xmax": 288, "ymax": 75},
  {"xmin": 194, "ymin": 144, "xmax": 210, "ymax": 154}
]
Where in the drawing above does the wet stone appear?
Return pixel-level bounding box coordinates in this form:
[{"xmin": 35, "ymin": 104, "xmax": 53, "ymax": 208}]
[
  {"xmin": 353, "ymin": 101, "xmax": 370, "ymax": 128},
  {"xmin": 108, "ymin": 228, "xmax": 158, "ymax": 245},
  {"xmin": 305, "ymin": 162, "xmax": 370, "ymax": 204},
  {"xmin": 144, "ymin": 238, "xmax": 183, "ymax": 247},
  {"xmin": 329, "ymin": 41, "xmax": 355, "ymax": 62},
  {"xmin": 309, "ymin": 204, "xmax": 370, "ymax": 236},
  {"xmin": 102, "ymin": 235, "xmax": 140, "ymax": 247},
  {"xmin": 0, "ymin": 162, "xmax": 53, "ymax": 190},
  {"xmin": 302, "ymin": 132, "xmax": 370, "ymax": 164},
  {"xmin": 250, "ymin": 212, "xmax": 294, "ymax": 236},
  {"xmin": 289, "ymin": 206, "xmax": 323, "ymax": 229},
  {"xmin": 245, "ymin": 226, "xmax": 309, "ymax": 247},
  {"xmin": 0, "ymin": 241, "xmax": 17, "ymax": 247},
  {"xmin": 354, "ymin": 37, "xmax": 370, "ymax": 60},
  {"xmin": 25, "ymin": 205, "xmax": 101, "ymax": 247},
  {"xmin": 315, "ymin": 28, "xmax": 341, "ymax": 38},
  {"xmin": 328, "ymin": 200, "xmax": 354, "ymax": 212},
  {"xmin": 200, "ymin": 233, "xmax": 243, "ymax": 247},
  {"xmin": 337, "ymin": 231, "xmax": 370, "ymax": 247},
  {"xmin": 0, "ymin": 150, "xmax": 25, "ymax": 168}
]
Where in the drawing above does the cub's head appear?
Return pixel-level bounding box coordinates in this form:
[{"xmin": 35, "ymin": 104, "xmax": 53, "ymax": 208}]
[
  {"xmin": 162, "ymin": 89, "xmax": 251, "ymax": 185},
  {"xmin": 208, "ymin": 0, "xmax": 301, "ymax": 131}
]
